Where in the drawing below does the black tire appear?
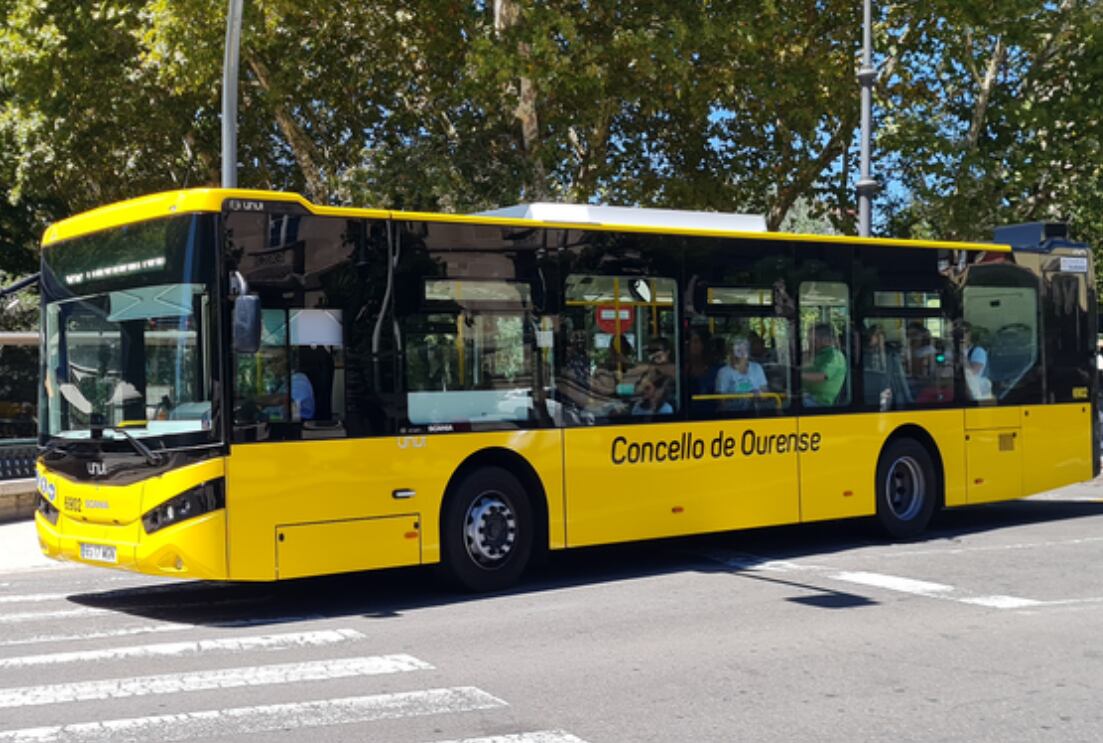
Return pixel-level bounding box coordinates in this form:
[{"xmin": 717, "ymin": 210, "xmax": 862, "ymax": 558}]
[
  {"xmin": 440, "ymin": 466, "xmax": 534, "ymax": 592},
  {"xmin": 875, "ymin": 438, "xmax": 938, "ymax": 539}
]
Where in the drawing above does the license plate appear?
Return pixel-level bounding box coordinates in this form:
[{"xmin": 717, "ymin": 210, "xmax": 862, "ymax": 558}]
[{"xmin": 79, "ymin": 543, "xmax": 117, "ymax": 564}]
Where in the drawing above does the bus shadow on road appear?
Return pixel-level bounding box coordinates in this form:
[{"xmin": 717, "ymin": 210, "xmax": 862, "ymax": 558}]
[{"xmin": 63, "ymin": 496, "xmax": 1103, "ymax": 624}]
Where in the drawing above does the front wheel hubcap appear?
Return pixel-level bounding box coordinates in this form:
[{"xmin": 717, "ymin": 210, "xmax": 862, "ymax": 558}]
[
  {"xmin": 885, "ymin": 455, "xmax": 925, "ymax": 521},
  {"xmin": 464, "ymin": 492, "xmax": 517, "ymax": 569}
]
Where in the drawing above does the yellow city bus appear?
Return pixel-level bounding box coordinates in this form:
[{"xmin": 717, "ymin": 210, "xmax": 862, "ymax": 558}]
[{"xmin": 34, "ymin": 189, "xmax": 1099, "ymax": 591}]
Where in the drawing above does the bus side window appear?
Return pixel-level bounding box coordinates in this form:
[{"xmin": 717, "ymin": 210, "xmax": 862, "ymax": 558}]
[
  {"xmin": 558, "ymin": 275, "xmax": 679, "ymax": 423},
  {"xmin": 404, "ymin": 280, "xmax": 542, "ymax": 427},
  {"xmin": 800, "ymin": 281, "xmax": 852, "ymax": 408},
  {"xmin": 234, "ymin": 309, "xmax": 291, "ymax": 428},
  {"xmin": 688, "ymin": 286, "xmax": 793, "ymax": 418},
  {"xmin": 962, "ymin": 279, "xmax": 1041, "ymax": 403}
]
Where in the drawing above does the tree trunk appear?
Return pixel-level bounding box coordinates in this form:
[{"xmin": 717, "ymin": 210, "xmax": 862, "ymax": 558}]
[
  {"xmin": 494, "ymin": 0, "xmax": 548, "ymax": 200},
  {"xmin": 248, "ymin": 57, "xmax": 327, "ymax": 202}
]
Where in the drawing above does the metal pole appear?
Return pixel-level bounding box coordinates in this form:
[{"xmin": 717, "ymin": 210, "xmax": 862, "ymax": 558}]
[
  {"xmin": 856, "ymin": 0, "xmax": 879, "ymax": 237},
  {"xmin": 221, "ymin": 0, "xmax": 244, "ymax": 189}
]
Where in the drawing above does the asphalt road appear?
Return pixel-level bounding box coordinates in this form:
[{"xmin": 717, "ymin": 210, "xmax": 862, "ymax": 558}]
[{"xmin": 1, "ymin": 480, "xmax": 1102, "ymax": 743}]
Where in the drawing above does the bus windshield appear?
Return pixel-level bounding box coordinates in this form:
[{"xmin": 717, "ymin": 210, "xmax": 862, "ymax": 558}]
[{"xmin": 39, "ymin": 214, "xmax": 220, "ymax": 448}]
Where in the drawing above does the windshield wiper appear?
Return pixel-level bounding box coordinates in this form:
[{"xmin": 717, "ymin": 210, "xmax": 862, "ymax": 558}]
[
  {"xmin": 104, "ymin": 427, "xmax": 164, "ymax": 466},
  {"xmin": 40, "ymin": 438, "xmax": 75, "ymax": 457}
]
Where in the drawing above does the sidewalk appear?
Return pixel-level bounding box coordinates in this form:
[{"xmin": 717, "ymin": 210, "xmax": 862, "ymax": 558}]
[
  {"xmin": 0, "ymin": 518, "xmax": 63, "ymax": 574},
  {"xmin": 0, "ymin": 478, "xmax": 36, "ymax": 522}
]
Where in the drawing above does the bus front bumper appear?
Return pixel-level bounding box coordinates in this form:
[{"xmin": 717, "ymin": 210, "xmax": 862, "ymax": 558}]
[{"xmin": 35, "ymin": 508, "xmax": 228, "ymax": 580}]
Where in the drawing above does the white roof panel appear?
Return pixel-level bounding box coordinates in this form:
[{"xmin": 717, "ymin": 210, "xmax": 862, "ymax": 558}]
[{"xmin": 473, "ymin": 202, "xmax": 767, "ymax": 233}]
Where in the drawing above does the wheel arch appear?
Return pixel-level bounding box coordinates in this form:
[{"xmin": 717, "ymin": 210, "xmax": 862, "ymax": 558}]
[
  {"xmin": 881, "ymin": 424, "xmax": 946, "ymax": 509},
  {"xmin": 440, "ymin": 447, "xmax": 550, "ymax": 555}
]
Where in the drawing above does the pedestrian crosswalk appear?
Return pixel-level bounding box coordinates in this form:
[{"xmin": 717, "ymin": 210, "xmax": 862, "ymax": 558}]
[{"xmin": 0, "ymin": 580, "xmax": 592, "ymax": 743}]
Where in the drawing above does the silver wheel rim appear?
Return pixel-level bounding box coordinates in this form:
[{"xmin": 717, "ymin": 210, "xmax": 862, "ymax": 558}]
[
  {"xmin": 885, "ymin": 455, "xmax": 925, "ymax": 521},
  {"xmin": 463, "ymin": 491, "xmax": 517, "ymax": 569}
]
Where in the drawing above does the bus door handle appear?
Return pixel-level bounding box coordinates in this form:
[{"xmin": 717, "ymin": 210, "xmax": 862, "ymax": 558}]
[{"xmin": 392, "ymin": 489, "xmax": 416, "ymax": 500}]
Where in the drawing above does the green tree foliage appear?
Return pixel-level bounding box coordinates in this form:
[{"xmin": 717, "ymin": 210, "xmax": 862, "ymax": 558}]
[
  {"xmin": 1, "ymin": 0, "xmax": 1102, "ymax": 276},
  {"xmin": 878, "ymin": 0, "xmax": 1103, "ymax": 254}
]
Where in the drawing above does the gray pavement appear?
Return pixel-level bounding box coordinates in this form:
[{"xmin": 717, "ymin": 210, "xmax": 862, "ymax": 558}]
[{"xmin": 0, "ymin": 481, "xmax": 1101, "ymax": 742}]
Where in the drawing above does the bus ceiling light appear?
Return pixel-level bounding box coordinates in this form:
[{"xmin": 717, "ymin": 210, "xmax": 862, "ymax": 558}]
[{"xmin": 142, "ymin": 479, "xmax": 225, "ymax": 535}]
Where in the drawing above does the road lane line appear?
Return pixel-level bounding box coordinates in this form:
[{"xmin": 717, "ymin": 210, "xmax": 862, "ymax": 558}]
[
  {"xmin": 0, "ymin": 654, "xmax": 433, "ymax": 708},
  {"xmin": 705, "ymin": 549, "xmax": 1057, "ymax": 611},
  {"xmin": 829, "ymin": 571, "xmax": 955, "ymax": 596},
  {"xmin": 0, "ymin": 687, "xmax": 506, "ymax": 743},
  {"xmin": 959, "ymin": 595, "xmax": 1044, "ymax": 609},
  {"xmin": 0, "ymin": 593, "xmax": 68, "ymax": 604},
  {"xmin": 0, "ymin": 608, "xmax": 107, "ymax": 625},
  {"xmin": 430, "ymin": 732, "xmax": 589, "ymax": 743},
  {"xmin": 0, "ymin": 628, "xmax": 365, "ymax": 669}
]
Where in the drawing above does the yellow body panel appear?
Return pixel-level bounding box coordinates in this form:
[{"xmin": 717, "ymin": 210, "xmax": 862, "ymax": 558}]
[
  {"xmin": 223, "ymin": 431, "xmax": 564, "ymax": 581},
  {"xmin": 564, "ymin": 420, "xmax": 800, "ymax": 546},
  {"xmin": 35, "ymin": 402, "xmax": 1093, "ymax": 581},
  {"xmin": 965, "ymin": 428, "xmax": 1022, "ymax": 504},
  {"xmin": 276, "ymin": 516, "xmax": 422, "ymax": 580},
  {"xmin": 1021, "ymin": 404, "xmax": 1094, "ymax": 495},
  {"xmin": 34, "ymin": 457, "xmax": 227, "ymax": 579},
  {"xmin": 799, "ymin": 410, "xmax": 968, "ymax": 521}
]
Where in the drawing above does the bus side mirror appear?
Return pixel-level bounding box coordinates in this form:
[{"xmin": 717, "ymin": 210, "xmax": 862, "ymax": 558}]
[{"xmin": 232, "ymin": 295, "xmax": 262, "ymax": 355}]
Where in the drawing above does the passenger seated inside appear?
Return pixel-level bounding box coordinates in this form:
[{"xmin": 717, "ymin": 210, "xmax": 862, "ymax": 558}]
[
  {"xmin": 802, "ymin": 323, "xmax": 847, "ymax": 407},
  {"xmin": 686, "ymin": 327, "xmax": 720, "ymax": 397},
  {"xmin": 863, "ymin": 324, "xmax": 910, "ymax": 410},
  {"xmin": 961, "ymin": 322, "xmax": 992, "ymax": 400},
  {"xmin": 715, "ymin": 336, "xmax": 767, "ymax": 411},
  {"xmin": 632, "ymin": 368, "xmax": 673, "ymax": 416}
]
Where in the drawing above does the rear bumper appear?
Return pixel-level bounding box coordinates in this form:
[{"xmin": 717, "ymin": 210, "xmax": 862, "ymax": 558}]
[{"xmin": 35, "ymin": 508, "xmax": 228, "ymax": 580}]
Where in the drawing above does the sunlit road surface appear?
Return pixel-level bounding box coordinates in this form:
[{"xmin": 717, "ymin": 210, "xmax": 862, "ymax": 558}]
[{"xmin": 1, "ymin": 480, "xmax": 1102, "ymax": 742}]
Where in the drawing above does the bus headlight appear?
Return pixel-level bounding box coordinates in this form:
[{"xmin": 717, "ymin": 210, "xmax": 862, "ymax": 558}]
[
  {"xmin": 142, "ymin": 480, "xmax": 225, "ymax": 535},
  {"xmin": 37, "ymin": 495, "xmax": 59, "ymax": 525}
]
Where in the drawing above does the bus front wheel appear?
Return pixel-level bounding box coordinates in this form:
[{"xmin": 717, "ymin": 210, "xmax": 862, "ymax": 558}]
[
  {"xmin": 440, "ymin": 466, "xmax": 533, "ymax": 592},
  {"xmin": 875, "ymin": 438, "xmax": 937, "ymax": 540}
]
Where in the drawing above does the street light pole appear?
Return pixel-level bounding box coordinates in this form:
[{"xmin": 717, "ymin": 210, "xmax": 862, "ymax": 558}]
[
  {"xmin": 221, "ymin": 0, "xmax": 244, "ymax": 189},
  {"xmin": 857, "ymin": 0, "xmax": 879, "ymax": 237}
]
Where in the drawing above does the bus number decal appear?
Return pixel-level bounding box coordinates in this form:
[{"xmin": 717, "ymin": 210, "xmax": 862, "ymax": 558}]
[{"xmin": 398, "ymin": 436, "xmax": 426, "ymax": 449}]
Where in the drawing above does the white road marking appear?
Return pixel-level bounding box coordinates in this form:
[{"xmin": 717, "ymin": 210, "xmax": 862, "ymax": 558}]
[
  {"xmin": 959, "ymin": 595, "xmax": 1043, "ymax": 609},
  {"xmin": 864, "ymin": 535, "xmax": 1103, "ymax": 560},
  {"xmin": 0, "ymin": 607, "xmax": 107, "ymax": 624},
  {"xmin": 0, "ymin": 624, "xmax": 194, "ymax": 648},
  {"xmin": 430, "ymin": 732, "xmax": 589, "ymax": 743},
  {"xmin": 0, "ymin": 628, "xmax": 365, "ymax": 669},
  {"xmin": 0, "ymin": 687, "xmax": 506, "ymax": 743},
  {"xmin": 0, "ymin": 654, "xmax": 433, "ymax": 708},
  {"xmin": 830, "ymin": 571, "xmax": 955, "ymax": 597},
  {"xmin": 0, "ymin": 593, "xmax": 68, "ymax": 604},
  {"xmin": 704, "ymin": 548, "xmax": 1060, "ymax": 611},
  {"xmin": 0, "ymin": 614, "xmax": 330, "ymax": 648}
]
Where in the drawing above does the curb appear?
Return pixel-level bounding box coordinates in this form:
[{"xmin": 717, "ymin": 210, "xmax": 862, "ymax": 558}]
[{"xmin": 0, "ymin": 479, "xmax": 36, "ymax": 524}]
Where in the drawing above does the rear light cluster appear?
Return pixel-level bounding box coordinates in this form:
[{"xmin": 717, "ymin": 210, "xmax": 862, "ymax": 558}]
[
  {"xmin": 142, "ymin": 479, "xmax": 224, "ymax": 535},
  {"xmin": 37, "ymin": 495, "xmax": 59, "ymax": 525}
]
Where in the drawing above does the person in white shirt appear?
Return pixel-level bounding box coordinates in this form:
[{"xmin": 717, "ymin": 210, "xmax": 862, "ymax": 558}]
[
  {"xmin": 962, "ymin": 322, "xmax": 991, "ymax": 400},
  {"xmin": 715, "ymin": 336, "xmax": 767, "ymax": 411}
]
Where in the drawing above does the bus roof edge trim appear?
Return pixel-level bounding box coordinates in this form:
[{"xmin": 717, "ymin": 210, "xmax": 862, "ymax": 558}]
[{"xmin": 41, "ymin": 188, "xmax": 1009, "ymax": 254}]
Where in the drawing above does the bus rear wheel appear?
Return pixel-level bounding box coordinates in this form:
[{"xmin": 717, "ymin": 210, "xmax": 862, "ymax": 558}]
[
  {"xmin": 875, "ymin": 438, "xmax": 937, "ymax": 540},
  {"xmin": 441, "ymin": 466, "xmax": 533, "ymax": 592}
]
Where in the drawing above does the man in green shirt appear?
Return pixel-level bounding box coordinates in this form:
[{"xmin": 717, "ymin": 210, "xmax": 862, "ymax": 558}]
[{"xmin": 802, "ymin": 323, "xmax": 847, "ymax": 406}]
